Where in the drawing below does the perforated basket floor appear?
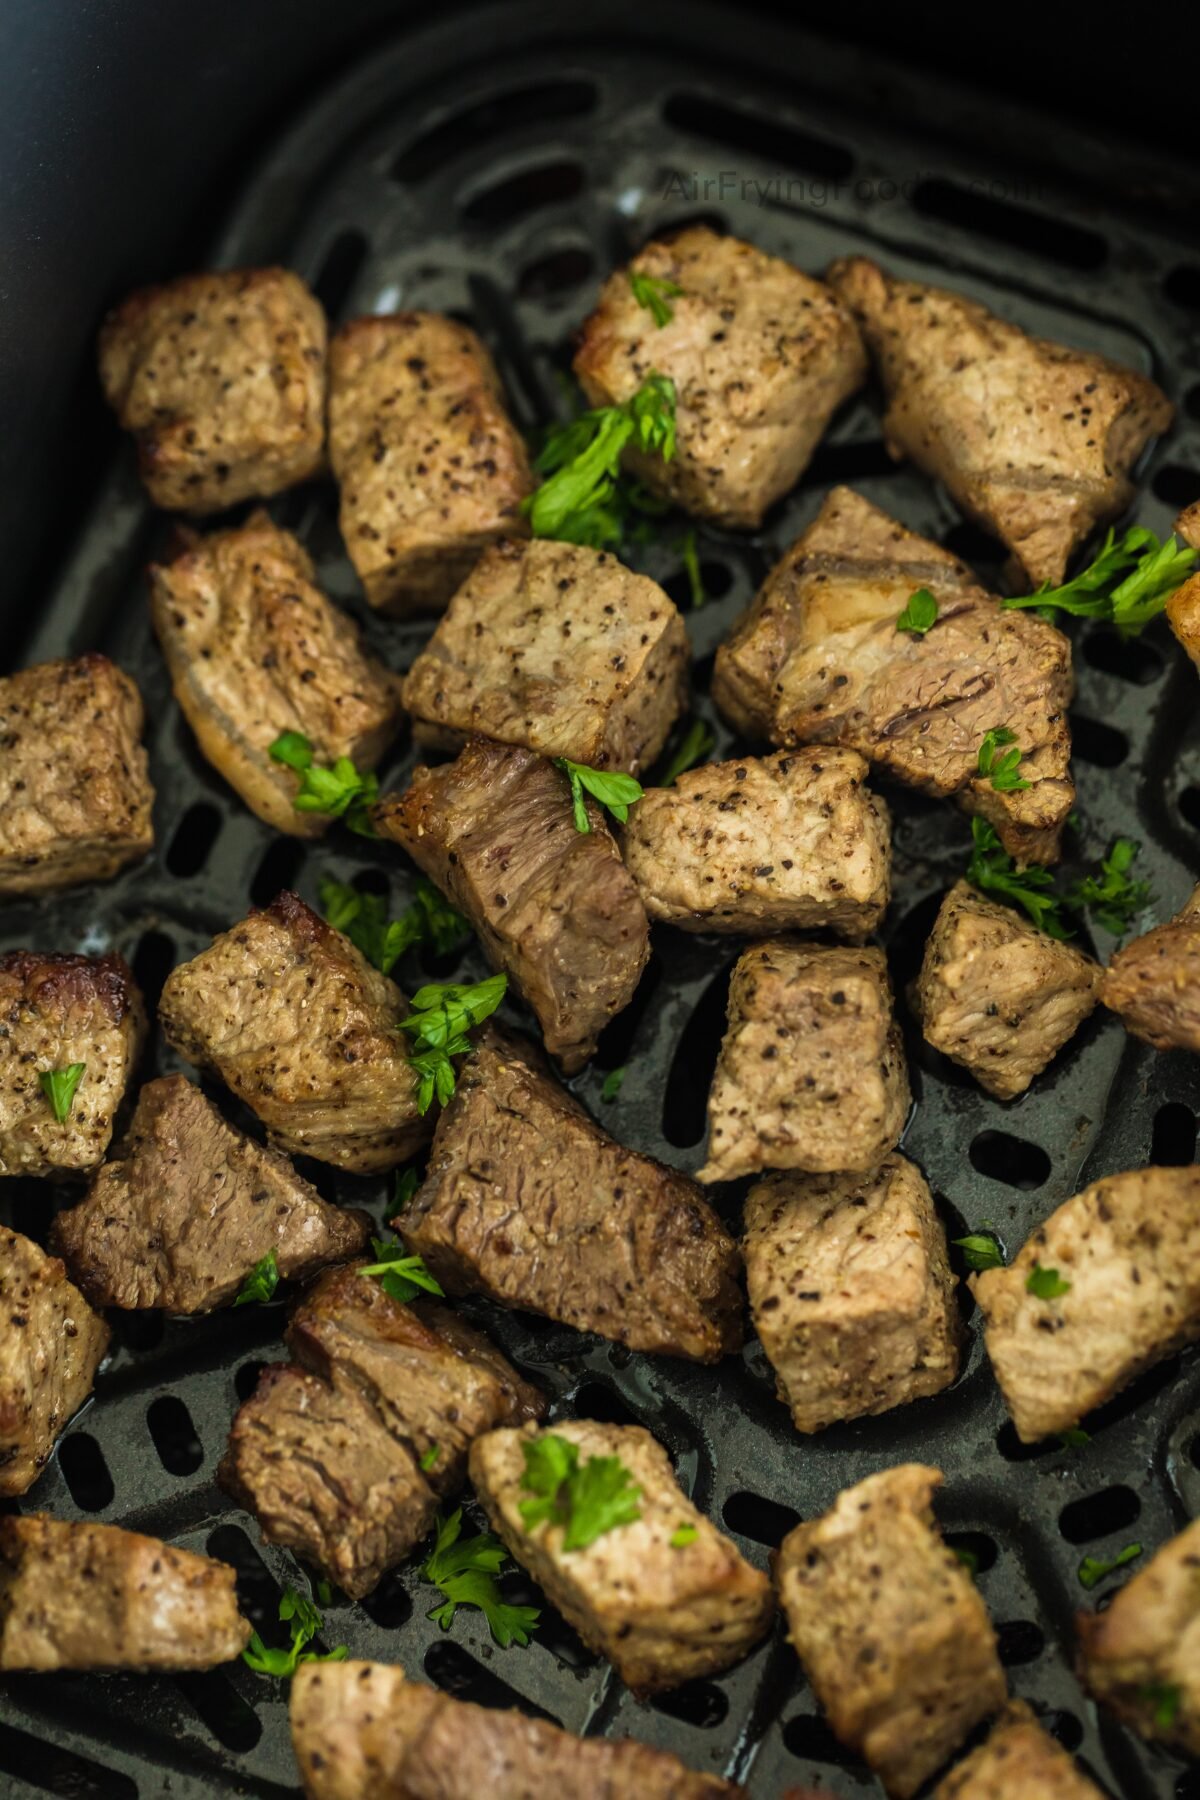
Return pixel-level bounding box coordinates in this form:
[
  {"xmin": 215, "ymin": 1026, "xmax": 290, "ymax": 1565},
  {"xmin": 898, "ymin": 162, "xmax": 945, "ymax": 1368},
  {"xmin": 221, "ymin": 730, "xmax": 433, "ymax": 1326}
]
[{"xmin": 4, "ymin": 9, "xmax": 1200, "ymax": 1797}]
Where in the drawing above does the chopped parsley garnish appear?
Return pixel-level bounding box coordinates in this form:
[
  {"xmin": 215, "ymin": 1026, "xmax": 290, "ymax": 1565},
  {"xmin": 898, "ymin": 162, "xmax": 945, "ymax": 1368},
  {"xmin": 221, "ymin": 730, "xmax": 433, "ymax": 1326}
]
[
  {"xmin": 420, "ymin": 1444, "xmax": 441, "ymax": 1473},
  {"xmin": 1139, "ymin": 1682, "xmax": 1182, "ymax": 1728},
  {"xmin": 966, "ymin": 818, "xmax": 1070, "ymax": 938},
  {"xmin": 629, "ymin": 267, "xmax": 683, "ymax": 327},
  {"xmin": 319, "ymin": 875, "xmax": 471, "ymax": 975},
  {"xmin": 657, "ymin": 716, "xmax": 715, "ymax": 788},
  {"xmin": 242, "ymin": 1585, "xmax": 347, "ymax": 1678},
  {"xmin": 600, "ymin": 1066, "xmax": 626, "ymax": 1104},
  {"xmin": 422, "ymin": 1508, "xmax": 539, "ymax": 1648},
  {"xmin": 1002, "ymin": 525, "xmax": 1196, "ymax": 637},
  {"xmin": 670, "ymin": 1524, "xmax": 699, "ymax": 1548},
  {"xmin": 524, "ymin": 374, "xmax": 677, "ymax": 548},
  {"xmin": 1026, "ymin": 1264, "xmax": 1071, "ymax": 1300},
  {"xmin": 1059, "ymin": 1427, "xmax": 1091, "ymax": 1449},
  {"xmin": 518, "ymin": 1433, "xmax": 642, "ymax": 1551},
  {"xmin": 359, "ymin": 1239, "xmax": 444, "ymax": 1304},
  {"xmin": 676, "ymin": 527, "xmax": 707, "ymax": 608},
  {"xmin": 977, "ymin": 727, "xmax": 1030, "ymax": 793},
  {"xmin": 269, "ymin": 733, "xmax": 379, "ymax": 837},
  {"xmin": 393, "ymin": 1167, "xmax": 421, "ymax": 1211},
  {"xmin": 896, "ymin": 587, "xmax": 939, "ymax": 636},
  {"xmin": 553, "ymin": 758, "xmax": 644, "ymax": 834},
  {"xmin": 954, "ymin": 1547, "xmax": 979, "ymax": 1576},
  {"xmin": 1078, "ymin": 1542, "xmax": 1142, "ymax": 1590},
  {"xmin": 38, "ymin": 1063, "xmax": 86, "ymax": 1123},
  {"xmin": 1064, "ymin": 838, "xmax": 1151, "ymax": 939},
  {"xmin": 233, "ymin": 1251, "xmax": 280, "ymax": 1308},
  {"xmin": 399, "ymin": 974, "xmax": 508, "ymax": 1113},
  {"xmin": 953, "ymin": 1233, "xmax": 1005, "ymax": 1272}
]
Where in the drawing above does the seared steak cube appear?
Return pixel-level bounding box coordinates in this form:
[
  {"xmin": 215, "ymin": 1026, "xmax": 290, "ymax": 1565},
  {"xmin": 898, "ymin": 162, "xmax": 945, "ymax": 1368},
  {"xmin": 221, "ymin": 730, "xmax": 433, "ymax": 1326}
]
[
  {"xmin": 402, "ymin": 1028, "xmax": 742, "ymax": 1360},
  {"xmin": 699, "ymin": 941, "xmax": 910, "ymax": 1184},
  {"xmin": 290, "ymin": 1660, "xmax": 411, "ymax": 1800},
  {"xmin": 0, "ymin": 655, "xmax": 154, "ymax": 896},
  {"xmin": 776, "ymin": 1464, "xmax": 1007, "ymax": 1798},
  {"xmin": 743, "ymin": 1155, "xmax": 960, "ymax": 1433},
  {"xmin": 574, "ymin": 227, "xmax": 866, "ymax": 528},
  {"xmin": 932, "ymin": 1701, "xmax": 1105, "ymax": 1799},
  {"xmin": 0, "ymin": 951, "xmax": 146, "ymax": 1178},
  {"xmin": 374, "ymin": 738, "xmax": 649, "ymax": 1072},
  {"xmin": 1168, "ymin": 504, "xmax": 1200, "ymax": 668},
  {"xmin": 98, "ymin": 266, "xmax": 326, "ymax": 513},
  {"xmin": 913, "ymin": 880, "xmax": 1102, "ymax": 1099},
  {"xmin": 1078, "ymin": 1517, "xmax": 1200, "ymax": 1758},
  {"xmin": 623, "ymin": 745, "xmax": 890, "ymax": 940},
  {"xmin": 149, "ymin": 511, "xmax": 403, "ymax": 835},
  {"xmin": 971, "ymin": 1166, "xmax": 1200, "ymax": 1443},
  {"xmin": 827, "ymin": 257, "xmax": 1172, "ymax": 589},
  {"xmin": 400, "ymin": 538, "xmax": 688, "ymax": 774},
  {"xmin": 328, "ymin": 312, "xmax": 533, "ymax": 615},
  {"xmin": 0, "ymin": 1515, "xmax": 250, "ymax": 1671},
  {"xmin": 1101, "ymin": 883, "xmax": 1200, "ymax": 1053},
  {"xmin": 712, "ymin": 487, "xmax": 1075, "ymax": 864},
  {"xmin": 158, "ymin": 892, "xmax": 429, "ymax": 1174},
  {"xmin": 0, "ymin": 1227, "xmax": 110, "ymax": 1496},
  {"xmin": 51, "ymin": 1076, "xmax": 372, "ymax": 1313}
]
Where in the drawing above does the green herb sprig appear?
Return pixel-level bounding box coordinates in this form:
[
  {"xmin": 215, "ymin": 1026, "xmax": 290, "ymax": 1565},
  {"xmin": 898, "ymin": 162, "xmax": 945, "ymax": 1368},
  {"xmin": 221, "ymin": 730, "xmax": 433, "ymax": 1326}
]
[
  {"xmin": 1002, "ymin": 526, "xmax": 1195, "ymax": 637},
  {"xmin": 966, "ymin": 819, "xmax": 1070, "ymax": 938},
  {"xmin": 233, "ymin": 1251, "xmax": 280, "ymax": 1307},
  {"xmin": 1064, "ymin": 839, "xmax": 1152, "ymax": 937},
  {"xmin": 359, "ymin": 1239, "xmax": 444, "ymax": 1305},
  {"xmin": 1026, "ymin": 1264, "xmax": 1071, "ymax": 1300},
  {"xmin": 422, "ymin": 1509, "xmax": 539, "ymax": 1648},
  {"xmin": 319, "ymin": 876, "xmax": 471, "ymax": 975},
  {"xmin": 269, "ymin": 733, "xmax": 378, "ymax": 837},
  {"xmin": 399, "ymin": 974, "xmax": 508, "ymax": 1112},
  {"xmin": 524, "ymin": 375, "xmax": 677, "ymax": 548},
  {"xmin": 39, "ymin": 1063, "xmax": 86, "ymax": 1123},
  {"xmin": 1078, "ymin": 1543, "xmax": 1142, "ymax": 1590},
  {"xmin": 953, "ymin": 1233, "xmax": 1005, "ymax": 1272},
  {"xmin": 656, "ymin": 717, "xmax": 715, "ymax": 788},
  {"xmin": 629, "ymin": 268, "xmax": 683, "ymax": 328},
  {"xmin": 977, "ymin": 728, "xmax": 1030, "ymax": 793},
  {"xmin": 242, "ymin": 1586, "xmax": 347, "ymax": 1678},
  {"xmin": 553, "ymin": 759, "xmax": 644, "ymax": 834},
  {"xmin": 519, "ymin": 1433, "xmax": 642, "ymax": 1551},
  {"xmin": 896, "ymin": 588, "xmax": 939, "ymax": 636}
]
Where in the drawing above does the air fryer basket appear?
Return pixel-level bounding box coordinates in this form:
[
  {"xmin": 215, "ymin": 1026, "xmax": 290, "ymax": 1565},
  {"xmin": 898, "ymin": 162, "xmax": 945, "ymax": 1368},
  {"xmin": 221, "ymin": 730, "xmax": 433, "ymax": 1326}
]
[{"xmin": 3, "ymin": 11, "xmax": 1200, "ymax": 1797}]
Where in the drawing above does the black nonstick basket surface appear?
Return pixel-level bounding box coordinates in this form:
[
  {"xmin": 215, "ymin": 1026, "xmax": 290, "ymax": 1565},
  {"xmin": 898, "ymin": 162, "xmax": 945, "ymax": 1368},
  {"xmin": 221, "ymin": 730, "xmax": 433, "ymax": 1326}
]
[{"xmin": 3, "ymin": 8, "xmax": 1200, "ymax": 1797}]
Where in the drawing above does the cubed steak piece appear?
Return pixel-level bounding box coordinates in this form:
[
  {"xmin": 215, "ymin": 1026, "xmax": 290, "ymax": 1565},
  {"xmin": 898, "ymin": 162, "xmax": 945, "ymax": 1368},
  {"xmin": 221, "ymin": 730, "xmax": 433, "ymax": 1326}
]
[
  {"xmin": 149, "ymin": 511, "xmax": 403, "ymax": 835},
  {"xmin": 402, "ymin": 1028, "xmax": 743, "ymax": 1360},
  {"xmin": 1078, "ymin": 1516, "xmax": 1200, "ymax": 1757},
  {"xmin": 698, "ymin": 941, "xmax": 910, "ymax": 1184},
  {"xmin": 0, "ymin": 951, "xmax": 146, "ymax": 1178},
  {"xmin": 0, "ymin": 1227, "xmax": 110, "ymax": 1496},
  {"xmin": 777, "ymin": 1464, "xmax": 1007, "ymax": 1798},
  {"xmin": 913, "ymin": 880, "xmax": 1101, "ymax": 1099},
  {"xmin": 574, "ymin": 227, "xmax": 866, "ymax": 528},
  {"xmin": 711, "ymin": 487, "xmax": 1075, "ymax": 863},
  {"xmin": 826, "ymin": 257, "xmax": 1173, "ymax": 589},
  {"xmin": 1100, "ymin": 884, "xmax": 1200, "ymax": 1053},
  {"xmin": 471, "ymin": 1419, "xmax": 774, "ymax": 1694},
  {"xmin": 743, "ymin": 1155, "xmax": 960, "ymax": 1434},
  {"xmin": 0, "ymin": 655, "xmax": 154, "ymax": 896},
  {"xmin": 374, "ymin": 738, "xmax": 649, "ymax": 1072},
  {"xmin": 623, "ymin": 746, "xmax": 890, "ymax": 940},
  {"xmin": 51, "ymin": 1076, "xmax": 372, "ymax": 1312},
  {"xmin": 328, "ymin": 312, "xmax": 533, "ymax": 615},
  {"xmin": 291, "ymin": 1665, "xmax": 744, "ymax": 1800},
  {"xmin": 98, "ymin": 266, "xmax": 326, "ymax": 513},
  {"xmin": 971, "ymin": 1166, "xmax": 1200, "ymax": 1443},
  {"xmin": 0, "ymin": 1515, "xmax": 250, "ymax": 1670},
  {"xmin": 400, "ymin": 537, "xmax": 688, "ymax": 774},
  {"xmin": 932, "ymin": 1700, "xmax": 1106, "ymax": 1800},
  {"xmin": 158, "ymin": 892, "xmax": 429, "ymax": 1173}
]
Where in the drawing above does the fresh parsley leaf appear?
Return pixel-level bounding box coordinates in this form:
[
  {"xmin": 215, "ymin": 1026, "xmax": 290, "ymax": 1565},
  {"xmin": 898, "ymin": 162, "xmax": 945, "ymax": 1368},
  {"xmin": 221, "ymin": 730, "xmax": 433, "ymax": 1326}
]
[
  {"xmin": 398, "ymin": 974, "xmax": 508, "ymax": 1113},
  {"xmin": 977, "ymin": 727, "xmax": 1030, "ymax": 793},
  {"xmin": 966, "ymin": 817, "xmax": 1070, "ymax": 938},
  {"xmin": 38, "ymin": 1063, "xmax": 86, "ymax": 1123},
  {"xmin": 518, "ymin": 1433, "xmax": 642, "ymax": 1551},
  {"xmin": 524, "ymin": 376, "xmax": 677, "ymax": 547},
  {"xmin": 394, "ymin": 1167, "xmax": 420, "ymax": 1211},
  {"xmin": 1003, "ymin": 526, "xmax": 1196, "ymax": 637},
  {"xmin": 359, "ymin": 1239, "xmax": 445, "ymax": 1304},
  {"xmin": 319, "ymin": 876, "xmax": 471, "ymax": 975},
  {"xmin": 954, "ymin": 1547, "xmax": 979, "ymax": 1576},
  {"xmin": 552, "ymin": 759, "xmax": 644, "ymax": 833},
  {"xmin": 629, "ymin": 267, "xmax": 683, "ymax": 327},
  {"xmin": 315, "ymin": 1580, "xmax": 333, "ymax": 1607},
  {"xmin": 676, "ymin": 527, "xmax": 707, "ymax": 608},
  {"xmin": 896, "ymin": 587, "xmax": 939, "ymax": 636},
  {"xmin": 656, "ymin": 716, "xmax": 715, "ymax": 788},
  {"xmin": 242, "ymin": 1584, "xmax": 347, "ymax": 1678},
  {"xmin": 670, "ymin": 1524, "xmax": 699, "ymax": 1548},
  {"xmin": 1058, "ymin": 1427, "xmax": 1091, "ymax": 1449},
  {"xmin": 1139, "ymin": 1682, "xmax": 1182, "ymax": 1728},
  {"xmin": 422, "ymin": 1508, "xmax": 539, "ymax": 1649},
  {"xmin": 601, "ymin": 1066, "xmax": 625, "ymax": 1104},
  {"xmin": 1064, "ymin": 838, "xmax": 1151, "ymax": 939},
  {"xmin": 953, "ymin": 1233, "xmax": 1005, "ymax": 1272},
  {"xmin": 233, "ymin": 1250, "xmax": 279, "ymax": 1308},
  {"xmin": 420, "ymin": 1443, "xmax": 441, "ymax": 1473},
  {"xmin": 1026, "ymin": 1264, "xmax": 1071, "ymax": 1300},
  {"xmin": 1078, "ymin": 1542, "xmax": 1142, "ymax": 1590},
  {"xmin": 269, "ymin": 733, "xmax": 379, "ymax": 837}
]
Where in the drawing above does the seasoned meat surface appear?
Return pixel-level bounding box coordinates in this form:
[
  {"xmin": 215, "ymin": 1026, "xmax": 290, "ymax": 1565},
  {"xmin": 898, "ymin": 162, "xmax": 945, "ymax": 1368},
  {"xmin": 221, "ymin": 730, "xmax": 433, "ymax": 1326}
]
[
  {"xmin": 914, "ymin": 880, "xmax": 1101, "ymax": 1099},
  {"xmin": 0, "ymin": 951, "xmax": 146, "ymax": 1178},
  {"xmin": 1168, "ymin": 505, "xmax": 1200, "ymax": 666},
  {"xmin": 159, "ymin": 892, "xmax": 429, "ymax": 1173},
  {"xmin": 374, "ymin": 739, "xmax": 649, "ymax": 1072},
  {"xmin": 0, "ymin": 1227, "xmax": 110, "ymax": 1496},
  {"xmin": 0, "ymin": 655, "xmax": 154, "ymax": 895},
  {"xmin": 932, "ymin": 1700, "xmax": 1105, "ymax": 1799},
  {"xmin": 575, "ymin": 227, "xmax": 866, "ymax": 527},
  {"xmin": 98, "ymin": 266, "xmax": 326, "ymax": 513},
  {"xmin": 149, "ymin": 511, "xmax": 403, "ymax": 834},
  {"xmin": 971, "ymin": 1165, "xmax": 1200, "ymax": 1441},
  {"xmin": 826, "ymin": 257, "xmax": 1172, "ymax": 588},
  {"xmin": 291, "ymin": 1665, "xmax": 744, "ymax": 1800},
  {"xmin": 623, "ymin": 746, "xmax": 890, "ymax": 940},
  {"xmin": 1078, "ymin": 1516, "xmax": 1200, "ymax": 1757},
  {"xmin": 776, "ymin": 1464, "xmax": 1006, "ymax": 1798},
  {"xmin": 328, "ymin": 313, "xmax": 532, "ymax": 615},
  {"xmin": 400, "ymin": 538, "xmax": 688, "ymax": 774},
  {"xmin": 744, "ymin": 1155, "xmax": 960, "ymax": 1433},
  {"xmin": 402, "ymin": 1028, "xmax": 743, "ymax": 1360},
  {"xmin": 1101, "ymin": 883, "xmax": 1200, "ymax": 1053},
  {"xmin": 471, "ymin": 1419, "xmax": 774, "ymax": 1694},
  {"xmin": 0, "ymin": 1515, "xmax": 250, "ymax": 1671},
  {"xmin": 699, "ymin": 941, "xmax": 910, "ymax": 1184},
  {"xmin": 711, "ymin": 487, "xmax": 1075, "ymax": 862},
  {"xmin": 51, "ymin": 1075, "xmax": 371, "ymax": 1312}
]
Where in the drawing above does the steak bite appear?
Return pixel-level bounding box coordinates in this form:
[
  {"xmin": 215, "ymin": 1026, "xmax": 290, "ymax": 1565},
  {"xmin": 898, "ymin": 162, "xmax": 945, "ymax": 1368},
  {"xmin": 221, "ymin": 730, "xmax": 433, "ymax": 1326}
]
[
  {"xmin": 0, "ymin": 1515, "xmax": 250, "ymax": 1671},
  {"xmin": 0, "ymin": 951, "xmax": 146, "ymax": 1178},
  {"xmin": 574, "ymin": 226, "xmax": 866, "ymax": 528},
  {"xmin": 1077, "ymin": 1516, "xmax": 1200, "ymax": 1757},
  {"xmin": 374, "ymin": 738, "xmax": 649, "ymax": 1072},
  {"xmin": 149, "ymin": 511, "xmax": 403, "ymax": 835},
  {"xmin": 743, "ymin": 1155, "xmax": 960, "ymax": 1434},
  {"xmin": 1168, "ymin": 503, "xmax": 1200, "ymax": 668},
  {"xmin": 970, "ymin": 1165, "xmax": 1200, "ymax": 1443},
  {"xmin": 698, "ymin": 941, "xmax": 909, "ymax": 1184},
  {"xmin": 711, "ymin": 487, "xmax": 1075, "ymax": 863},
  {"xmin": 913, "ymin": 880, "xmax": 1102, "ymax": 1099},
  {"xmin": 402, "ymin": 1028, "xmax": 743, "ymax": 1360},
  {"xmin": 98, "ymin": 266, "xmax": 326, "ymax": 513},
  {"xmin": 158, "ymin": 892, "xmax": 429, "ymax": 1174},
  {"xmin": 1100, "ymin": 883, "xmax": 1200, "ymax": 1053},
  {"xmin": 932, "ymin": 1700, "xmax": 1105, "ymax": 1800},
  {"xmin": 328, "ymin": 312, "xmax": 533, "ymax": 615},
  {"xmin": 826, "ymin": 257, "xmax": 1173, "ymax": 589},
  {"xmin": 0, "ymin": 655, "xmax": 154, "ymax": 896},
  {"xmin": 399, "ymin": 537, "xmax": 688, "ymax": 774},
  {"xmin": 290, "ymin": 1659, "xmax": 412, "ymax": 1800},
  {"xmin": 0, "ymin": 1227, "xmax": 110, "ymax": 1496},
  {"xmin": 51, "ymin": 1076, "xmax": 372, "ymax": 1313},
  {"xmin": 623, "ymin": 746, "xmax": 890, "ymax": 940},
  {"xmin": 776, "ymin": 1464, "xmax": 1007, "ymax": 1798}
]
